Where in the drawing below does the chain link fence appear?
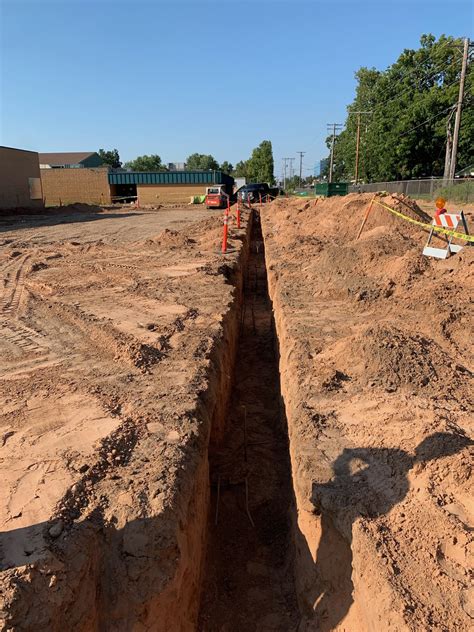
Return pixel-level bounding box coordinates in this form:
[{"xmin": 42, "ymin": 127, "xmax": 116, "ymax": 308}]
[{"xmin": 349, "ymin": 178, "xmax": 473, "ymax": 203}]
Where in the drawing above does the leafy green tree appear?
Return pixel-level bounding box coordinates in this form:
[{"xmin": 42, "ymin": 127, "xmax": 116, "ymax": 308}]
[
  {"xmin": 124, "ymin": 154, "xmax": 167, "ymax": 171},
  {"xmin": 233, "ymin": 160, "xmax": 249, "ymax": 178},
  {"xmin": 329, "ymin": 35, "xmax": 473, "ymax": 182},
  {"xmin": 98, "ymin": 148, "xmax": 121, "ymax": 168},
  {"xmin": 220, "ymin": 161, "xmax": 233, "ymax": 175},
  {"xmin": 185, "ymin": 153, "xmax": 219, "ymax": 170},
  {"xmin": 246, "ymin": 140, "xmax": 275, "ymax": 184}
]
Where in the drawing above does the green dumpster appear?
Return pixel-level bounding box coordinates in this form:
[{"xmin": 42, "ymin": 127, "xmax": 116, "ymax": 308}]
[{"xmin": 315, "ymin": 182, "xmax": 348, "ymax": 197}]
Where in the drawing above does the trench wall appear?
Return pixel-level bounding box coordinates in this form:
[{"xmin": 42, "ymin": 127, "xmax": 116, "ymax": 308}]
[
  {"xmin": 0, "ymin": 216, "xmax": 253, "ymax": 632},
  {"xmin": 260, "ymin": 213, "xmax": 408, "ymax": 631}
]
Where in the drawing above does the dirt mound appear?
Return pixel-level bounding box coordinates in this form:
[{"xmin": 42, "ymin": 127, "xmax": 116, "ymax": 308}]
[
  {"xmin": 150, "ymin": 228, "xmax": 196, "ymax": 249},
  {"xmin": 261, "ymin": 193, "xmax": 473, "ymax": 631},
  {"xmin": 336, "ymin": 324, "xmax": 473, "ymax": 397}
]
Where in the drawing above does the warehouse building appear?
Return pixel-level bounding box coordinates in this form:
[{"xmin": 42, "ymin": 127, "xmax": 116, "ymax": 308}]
[
  {"xmin": 41, "ymin": 167, "xmax": 234, "ymax": 206},
  {"xmin": 0, "ymin": 146, "xmax": 43, "ymax": 210},
  {"xmin": 39, "ymin": 151, "xmax": 104, "ymax": 169},
  {"xmin": 41, "ymin": 167, "xmax": 111, "ymax": 206},
  {"xmin": 109, "ymin": 171, "xmax": 234, "ymax": 205}
]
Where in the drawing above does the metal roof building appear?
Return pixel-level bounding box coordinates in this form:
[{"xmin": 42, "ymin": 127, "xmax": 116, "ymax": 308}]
[
  {"xmin": 108, "ymin": 170, "xmax": 233, "ymax": 186},
  {"xmin": 39, "ymin": 152, "xmax": 103, "ymax": 169}
]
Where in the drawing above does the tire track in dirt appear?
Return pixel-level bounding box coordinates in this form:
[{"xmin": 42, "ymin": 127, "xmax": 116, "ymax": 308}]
[
  {"xmin": 0, "ymin": 254, "xmax": 59, "ymax": 376},
  {"xmin": 0, "ymin": 254, "xmax": 31, "ymax": 314}
]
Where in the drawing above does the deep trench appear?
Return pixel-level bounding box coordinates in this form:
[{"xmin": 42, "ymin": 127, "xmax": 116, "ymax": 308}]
[{"xmin": 198, "ymin": 212, "xmax": 299, "ymax": 631}]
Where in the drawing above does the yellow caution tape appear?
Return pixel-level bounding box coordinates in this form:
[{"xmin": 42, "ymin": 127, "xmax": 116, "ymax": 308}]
[{"xmin": 372, "ymin": 198, "xmax": 474, "ymax": 243}]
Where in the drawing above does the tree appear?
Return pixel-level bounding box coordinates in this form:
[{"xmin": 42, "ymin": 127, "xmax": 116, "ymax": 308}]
[
  {"xmin": 124, "ymin": 154, "xmax": 167, "ymax": 171},
  {"xmin": 98, "ymin": 148, "xmax": 121, "ymax": 169},
  {"xmin": 233, "ymin": 160, "xmax": 249, "ymax": 178},
  {"xmin": 329, "ymin": 35, "xmax": 473, "ymax": 182},
  {"xmin": 185, "ymin": 153, "xmax": 219, "ymax": 170},
  {"xmin": 246, "ymin": 140, "xmax": 275, "ymax": 184},
  {"xmin": 220, "ymin": 161, "xmax": 233, "ymax": 175}
]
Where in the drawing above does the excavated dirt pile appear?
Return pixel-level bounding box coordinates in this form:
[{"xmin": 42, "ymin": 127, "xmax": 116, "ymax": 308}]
[{"xmin": 261, "ymin": 193, "xmax": 473, "ymax": 631}]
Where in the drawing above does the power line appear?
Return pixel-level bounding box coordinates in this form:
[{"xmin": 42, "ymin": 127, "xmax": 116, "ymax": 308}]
[
  {"xmin": 374, "ymin": 58, "xmax": 465, "ymax": 112},
  {"xmin": 396, "ymin": 105, "xmax": 457, "ymax": 138},
  {"xmin": 373, "ymin": 39, "xmax": 461, "ymax": 102}
]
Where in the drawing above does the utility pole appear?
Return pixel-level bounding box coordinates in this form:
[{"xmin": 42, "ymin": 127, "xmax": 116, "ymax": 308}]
[
  {"xmin": 443, "ymin": 107, "xmax": 456, "ymax": 181},
  {"xmin": 288, "ymin": 158, "xmax": 295, "ymax": 184},
  {"xmin": 327, "ymin": 123, "xmax": 343, "ymax": 183},
  {"xmin": 297, "ymin": 151, "xmax": 306, "ymax": 188},
  {"xmin": 449, "ymin": 37, "xmax": 470, "ymax": 180},
  {"xmin": 282, "ymin": 158, "xmax": 290, "ymax": 189},
  {"xmin": 349, "ymin": 111, "xmax": 371, "ymax": 184}
]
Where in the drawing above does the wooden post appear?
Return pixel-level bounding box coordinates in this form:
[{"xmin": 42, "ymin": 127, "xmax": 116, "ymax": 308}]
[
  {"xmin": 356, "ymin": 196, "xmax": 376, "ymax": 239},
  {"xmin": 449, "ymin": 37, "xmax": 470, "ymax": 179},
  {"xmin": 355, "ymin": 112, "xmax": 361, "ymax": 184}
]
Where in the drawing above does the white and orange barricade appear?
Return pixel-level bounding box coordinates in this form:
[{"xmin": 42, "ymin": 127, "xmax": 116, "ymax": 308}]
[{"xmin": 422, "ymin": 212, "xmax": 470, "ymax": 259}]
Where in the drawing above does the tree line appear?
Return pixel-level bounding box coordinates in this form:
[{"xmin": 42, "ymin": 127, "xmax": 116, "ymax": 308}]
[
  {"xmin": 325, "ymin": 34, "xmax": 473, "ymax": 182},
  {"xmin": 98, "ymin": 140, "xmax": 275, "ymax": 183}
]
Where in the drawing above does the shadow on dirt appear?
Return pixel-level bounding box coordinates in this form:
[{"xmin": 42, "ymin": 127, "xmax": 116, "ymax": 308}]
[
  {"xmin": 0, "ymin": 205, "xmax": 143, "ymax": 234},
  {"xmin": 0, "ymin": 432, "xmax": 470, "ymax": 630},
  {"xmin": 296, "ymin": 430, "xmax": 472, "ymax": 631}
]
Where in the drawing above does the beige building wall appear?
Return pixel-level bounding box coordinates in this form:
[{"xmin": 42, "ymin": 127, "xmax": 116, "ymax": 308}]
[
  {"xmin": 137, "ymin": 184, "xmax": 207, "ymax": 205},
  {"xmin": 0, "ymin": 146, "xmax": 43, "ymax": 210},
  {"xmin": 41, "ymin": 168, "xmax": 111, "ymax": 206}
]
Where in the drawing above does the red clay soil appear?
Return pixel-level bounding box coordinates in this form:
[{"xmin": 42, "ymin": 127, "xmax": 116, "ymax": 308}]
[
  {"xmin": 198, "ymin": 215, "xmax": 299, "ymax": 632},
  {"xmin": 260, "ymin": 193, "xmax": 473, "ymax": 631},
  {"xmin": 0, "ymin": 204, "xmax": 249, "ymax": 631}
]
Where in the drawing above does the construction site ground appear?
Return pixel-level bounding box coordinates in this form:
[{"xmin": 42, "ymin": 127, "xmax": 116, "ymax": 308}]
[{"xmin": 0, "ymin": 197, "xmax": 472, "ymax": 631}]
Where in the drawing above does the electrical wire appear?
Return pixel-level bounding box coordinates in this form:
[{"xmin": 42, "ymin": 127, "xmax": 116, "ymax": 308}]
[
  {"xmin": 374, "ymin": 58, "xmax": 465, "ymax": 111},
  {"xmin": 395, "ymin": 105, "xmax": 456, "ymax": 139},
  {"xmin": 373, "ymin": 39, "xmax": 461, "ymax": 102}
]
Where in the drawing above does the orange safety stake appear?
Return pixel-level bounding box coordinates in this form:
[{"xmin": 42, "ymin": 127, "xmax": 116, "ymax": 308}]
[
  {"xmin": 356, "ymin": 195, "xmax": 376, "ymax": 239},
  {"xmin": 222, "ymin": 199, "xmax": 230, "ymax": 253}
]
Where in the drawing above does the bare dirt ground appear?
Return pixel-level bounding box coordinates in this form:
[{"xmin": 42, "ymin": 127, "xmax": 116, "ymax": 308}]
[
  {"xmin": 0, "ymin": 203, "xmax": 248, "ymax": 630},
  {"xmin": 260, "ymin": 194, "xmax": 473, "ymax": 631},
  {"xmin": 1, "ymin": 196, "xmax": 473, "ymax": 631}
]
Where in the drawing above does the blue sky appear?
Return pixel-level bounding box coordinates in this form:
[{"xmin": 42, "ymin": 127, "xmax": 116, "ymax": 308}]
[{"xmin": 0, "ymin": 0, "xmax": 471, "ymax": 178}]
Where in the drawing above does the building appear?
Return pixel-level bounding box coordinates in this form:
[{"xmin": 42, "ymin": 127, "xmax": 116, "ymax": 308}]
[
  {"xmin": 109, "ymin": 171, "xmax": 234, "ymax": 205},
  {"xmin": 41, "ymin": 167, "xmax": 111, "ymax": 206},
  {"xmin": 167, "ymin": 162, "xmax": 186, "ymax": 171},
  {"xmin": 234, "ymin": 177, "xmax": 246, "ymax": 191},
  {"xmin": 39, "ymin": 151, "xmax": 103, "ymax": 169},
  {"xmin": 315, "ymin": 158, "xmax": 329, "ymax": 178},
  {"xmin": 0, "ymin": 146, "xmax": 43, "ymax": 210},
  {"xmin": 40, "ymin": 167, "xmax": 234, "ymax": 206}
]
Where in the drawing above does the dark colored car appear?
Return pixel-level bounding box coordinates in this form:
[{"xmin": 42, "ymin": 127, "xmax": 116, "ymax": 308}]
[{"xmin": 235, "ymin": 183, "xmax": 270, "ymax": 203}]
